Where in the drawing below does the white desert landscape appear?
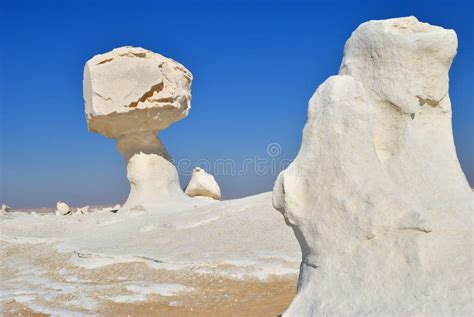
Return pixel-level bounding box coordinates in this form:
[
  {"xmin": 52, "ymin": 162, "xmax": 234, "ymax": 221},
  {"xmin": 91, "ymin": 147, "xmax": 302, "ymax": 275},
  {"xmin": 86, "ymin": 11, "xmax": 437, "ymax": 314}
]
[
  {"xmin": 1, "ymin": 193, "xmax": 300, "ymax": 316},
  {"xmin": 1, "ymin": 15, "xmax": 473, "ymax": 317},
  {"xmin": 1, "ymin": 41, "xmax": 301, "ymax": 317}
]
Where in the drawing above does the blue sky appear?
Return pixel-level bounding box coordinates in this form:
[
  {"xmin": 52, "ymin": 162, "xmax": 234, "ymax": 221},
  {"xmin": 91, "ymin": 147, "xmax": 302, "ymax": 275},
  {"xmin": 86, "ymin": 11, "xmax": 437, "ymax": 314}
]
[{"xmin": 1, "ymin": 0, "xmax": 472, "ymax": 208}]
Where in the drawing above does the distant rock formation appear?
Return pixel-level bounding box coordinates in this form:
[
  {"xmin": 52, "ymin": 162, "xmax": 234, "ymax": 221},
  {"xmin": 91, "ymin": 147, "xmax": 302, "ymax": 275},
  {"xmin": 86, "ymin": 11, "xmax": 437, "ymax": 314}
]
[
  {"xmin": 185, "ymin": 167, "xmax": 221, "ymax": 200},
  {"xmin": 1, "ymin": 204, "xmax": 12, "ymax": 215},
  {"xmin": 273, "ymin": 17, "xmax": 473, "ymax": 316},
  {"xmin": 76, "ymin": 205, "xmax": 89, "ymax": 215},
  {"xmin": 83, "ymin": 47, "xmax": 192, "ymax": 212},
  {"xmin": 56, "ymin": 201, "xmax": 71, "ymax": 216}
]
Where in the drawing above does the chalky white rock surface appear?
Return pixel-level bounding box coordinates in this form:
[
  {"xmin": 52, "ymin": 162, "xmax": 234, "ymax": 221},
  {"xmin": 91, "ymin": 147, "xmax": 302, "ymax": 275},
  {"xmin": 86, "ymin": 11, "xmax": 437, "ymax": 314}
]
[
  {"xmin": 83, "ymin": 47, "xmax": 192, "ymax": 211},
  {"xmin": 273, "ymin": 16, "xmax": 473, "ymax": 316},
  {"xmin": 76, "ymin": 205, "xmax": 89, "ymax": 215},
  {"xmin": 185, "ymin": 167, "xmax": 221, "ymax": 200},
  {"xmin": 55, "ymin": 201, "xmax": 71, "ymax": 216}
]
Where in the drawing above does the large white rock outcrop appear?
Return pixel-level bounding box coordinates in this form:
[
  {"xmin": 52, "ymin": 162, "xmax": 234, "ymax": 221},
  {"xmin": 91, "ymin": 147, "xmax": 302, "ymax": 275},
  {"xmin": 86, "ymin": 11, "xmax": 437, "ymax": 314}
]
[
  {"xmin": 273, "ymin": 17, "xmax": 473, "ymax": 316},
  {"xmin": 83, "ymin": 47, "xmax": 192, "ymax": 211},
  {"xmin": 185, "ymin": 167, "xmax": 221, "ymax": 200}
]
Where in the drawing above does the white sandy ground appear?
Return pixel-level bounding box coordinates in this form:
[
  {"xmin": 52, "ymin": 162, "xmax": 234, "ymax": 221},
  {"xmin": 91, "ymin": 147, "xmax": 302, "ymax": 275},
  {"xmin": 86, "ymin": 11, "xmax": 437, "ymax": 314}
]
[{"xmin": 0, "ymin": 192, "xmax": 300, "ymax": 315}]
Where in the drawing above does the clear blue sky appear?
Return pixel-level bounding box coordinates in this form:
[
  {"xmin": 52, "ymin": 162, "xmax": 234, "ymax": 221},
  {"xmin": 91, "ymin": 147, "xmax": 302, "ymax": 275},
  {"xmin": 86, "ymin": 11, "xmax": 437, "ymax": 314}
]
[{"xmin": 1, "ymin": 0, "xmax": 472, "ymax": 208}]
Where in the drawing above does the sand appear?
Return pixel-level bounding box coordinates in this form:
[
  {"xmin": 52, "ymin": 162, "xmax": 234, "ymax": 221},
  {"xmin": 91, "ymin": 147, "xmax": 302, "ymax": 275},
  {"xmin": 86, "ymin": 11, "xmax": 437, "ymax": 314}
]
[
  {"xmin": 1, "ymin": 240, "xmax": 296, "ymax": 316},
  {"xmin": 3, "ymin": 279, "xmax": 295, "ymax": 317},
  {"xmin": 0, "ymin": 193, "xmax": 300, "ymax": 315}
]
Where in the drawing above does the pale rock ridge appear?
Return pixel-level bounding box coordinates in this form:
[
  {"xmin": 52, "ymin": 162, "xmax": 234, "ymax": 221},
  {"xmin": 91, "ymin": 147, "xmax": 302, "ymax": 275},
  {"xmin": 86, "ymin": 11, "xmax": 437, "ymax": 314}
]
[
  {"xmin": 83, "ymin": 47, "xmax": 192, "ymax": 211},
  {"xmin": 56, "ymin": 201, "xmax": 71, "ymax": 216},
  {"xmin": 273, "ymin": 17, "xmax": 473, "ymax": 316},
  {"xmin": 185, "ymin": 167, "xmax": 221, "ymax": 200}
]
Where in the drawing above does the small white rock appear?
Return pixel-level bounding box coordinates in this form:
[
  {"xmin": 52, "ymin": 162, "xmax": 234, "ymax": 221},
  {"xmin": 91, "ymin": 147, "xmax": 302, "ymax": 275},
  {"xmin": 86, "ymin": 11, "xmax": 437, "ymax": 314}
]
[
  {"xmin": 76, "ymin": 205, "xmax": 90, "ymax": 214},
  {"xmin": 1, "ymin": 204, "xmax": 12, "ymax": 215},
  {"xmin": 185, "ymin": 167, "xmax": 221, "ymax": 200},
  {"xmin": 56, "ymin": 201, "xmax": 71, "ymax": 216}
]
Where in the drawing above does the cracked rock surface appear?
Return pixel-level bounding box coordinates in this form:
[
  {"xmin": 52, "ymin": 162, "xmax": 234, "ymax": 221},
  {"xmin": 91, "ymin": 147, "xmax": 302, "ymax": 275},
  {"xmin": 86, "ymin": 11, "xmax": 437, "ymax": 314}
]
[
  {"xmin": 83, "ymin": 47, "xmax": 193, "ymax": 211},
  {"xmin": 273, "ymin": 16, "xmax": 473, "ymax": 316}
]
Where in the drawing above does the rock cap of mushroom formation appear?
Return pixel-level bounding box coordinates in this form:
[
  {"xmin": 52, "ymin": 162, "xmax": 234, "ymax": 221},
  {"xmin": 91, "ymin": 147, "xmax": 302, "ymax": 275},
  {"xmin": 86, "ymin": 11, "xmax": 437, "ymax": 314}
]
[
  {"xmin": 84, "ymin": 46, "xmax": 192, "ymax": 136},
  {"xmin": 56, "ymin": 201, "xmax": 71, "ymax": 216},
  {"xmin": 83, "ymin": 46, "xmax": 193, "ymax": 162},
  {"xmin": 185, "ymin": 167, "xmax": 221, "ymax": 200},
  {"xmin": 83, "ymin": 47, "xmax": 193, "ymax": 212},
  {"xmin": 273, "ymin": 16, "xmax": 473, "ymax": 316}
]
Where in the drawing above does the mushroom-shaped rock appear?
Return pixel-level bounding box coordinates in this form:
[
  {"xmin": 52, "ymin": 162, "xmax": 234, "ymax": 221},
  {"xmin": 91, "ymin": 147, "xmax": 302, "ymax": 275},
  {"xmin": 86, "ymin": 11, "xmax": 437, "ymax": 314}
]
[
  {"xmin": 185, "ymin": 167, "xmax": 221, "ymax": 200},
  {"xmin": 273, "ymin": 17, "xmax": 473, "ymax": 316},
  {"xmin": 56, "ymin": 201, "xmax": 71, "ymax": 216},
  {"xmin": 83, "ymin": 47, "xmax": 192, "ymax": 211}
]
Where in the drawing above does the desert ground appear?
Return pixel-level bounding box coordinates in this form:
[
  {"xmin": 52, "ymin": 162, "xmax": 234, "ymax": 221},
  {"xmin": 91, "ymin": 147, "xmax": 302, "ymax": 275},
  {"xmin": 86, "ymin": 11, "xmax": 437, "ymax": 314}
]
[{"xmin": 0, "ymin": 193, "xmax": 300, "ymax": 316}]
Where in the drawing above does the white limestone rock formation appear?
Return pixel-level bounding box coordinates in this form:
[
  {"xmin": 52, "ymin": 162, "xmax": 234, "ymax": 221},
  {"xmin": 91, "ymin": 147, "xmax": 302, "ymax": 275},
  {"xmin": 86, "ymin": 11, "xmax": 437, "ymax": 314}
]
[
  {"xmin": 1, "ymin": 204, "xmax": 11, "ymax": 215},
  {"xmin": 76, "ymin": 205, "xmax": 90, "ymax": 215},
  {"xmin": 83, "ymin": 47, "xmax": 192, "ymax": 212},
  {"xmin": 185, "ymin": 167, "xmax": 221, "ymax": 200},
  {"xmin": 273, "ymin": 17, "xmax": 473, "ymax": 316},
  {"xmin": 56, "ymin": 201, "xmax": 71, "ymax": 216}
]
